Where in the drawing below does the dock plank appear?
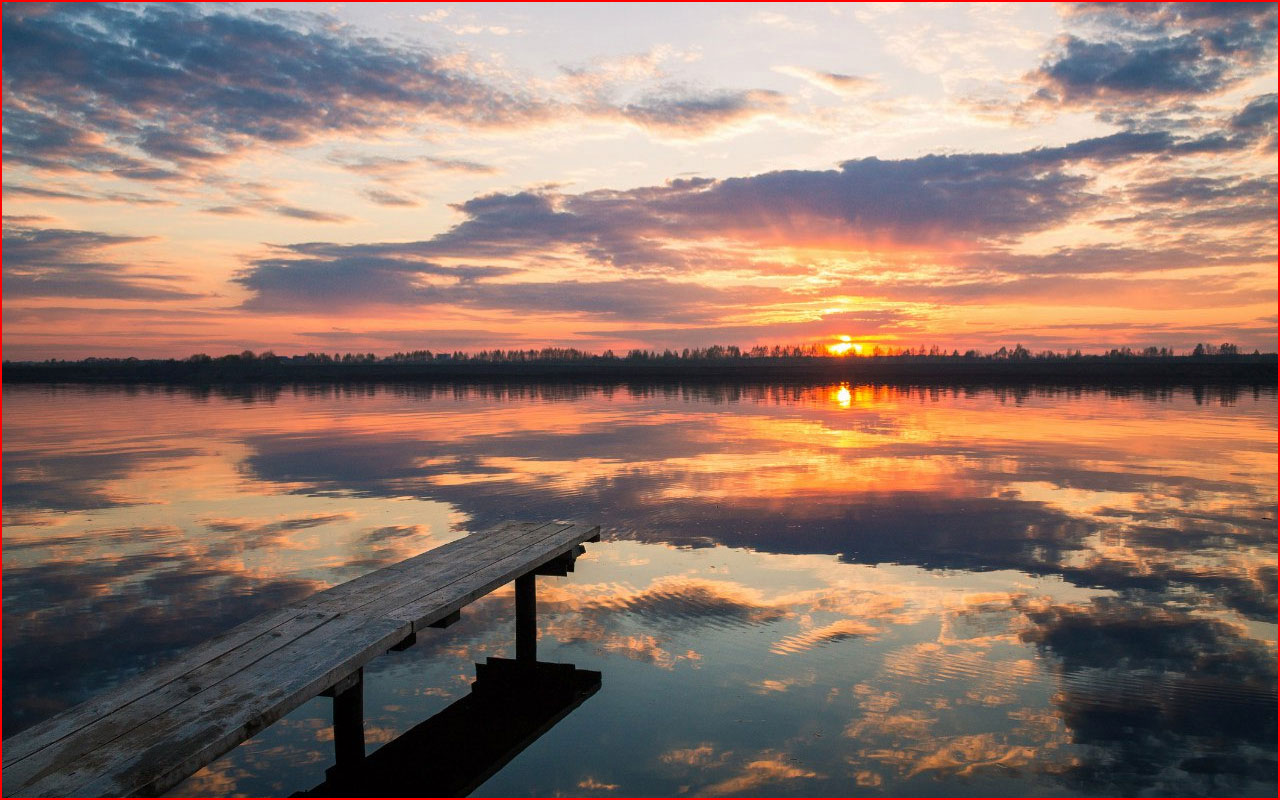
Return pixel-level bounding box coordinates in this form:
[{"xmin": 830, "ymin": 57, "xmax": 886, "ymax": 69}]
[
  {"xmin": 318, "ymin": 523, "xmax": 585, "ymax": 624},
  {"xmin": 389, "ymin": 523, "xmax": 599, "ymax": 627},
  {"xmin": 38, "ymin": 616, "xmax": 410, "ymax": 798},
  {"xmin": 297, "ymin": 521, "xmax": 544, "ymax": 609},
  {"xmin": 293, "ymin": 522, "xmax": 573, "ymax": 617},
  {"xmin": 3, "ymin": 610, "xmax": 338, "ymax": 792},
  {"xmin": 2, "ymin": 606, "xmax": 313, "ymax": 767},
  {"xmin": 2, "ymin": 520, "xmax": 601, "ymax": 798}
]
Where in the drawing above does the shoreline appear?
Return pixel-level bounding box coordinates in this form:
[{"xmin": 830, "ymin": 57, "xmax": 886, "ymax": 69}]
[{"xmin": 4, "ymin": 355, "xmax": 1275, "ymax": 387}]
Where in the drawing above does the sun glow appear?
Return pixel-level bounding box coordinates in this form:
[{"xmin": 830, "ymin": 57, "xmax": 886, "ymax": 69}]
[{"xmin": 826, "ymin": 335, "xmax": 864, "ymax": 356}]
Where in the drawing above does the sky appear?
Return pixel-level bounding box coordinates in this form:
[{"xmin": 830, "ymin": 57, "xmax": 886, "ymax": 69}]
[{"xmin": 2, "ymin": 2, "xmax": 1276, "ymax": 360}]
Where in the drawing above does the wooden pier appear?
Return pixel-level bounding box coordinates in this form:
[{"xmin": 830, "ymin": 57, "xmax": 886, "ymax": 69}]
[{"xmin": 2, "ymin": 521, "xmax": 601, "ymax": 797}]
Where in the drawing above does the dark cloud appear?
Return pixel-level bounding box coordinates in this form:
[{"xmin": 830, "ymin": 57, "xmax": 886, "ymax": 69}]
[
  {"xmin": 4, "ymin": 184, "xmax": 93, "ymax": 201},
  {"xmin": 425, "ymin": 157, "xmax": 499, "ymax": 174},
  {"xmin": 4, "ymin": 183, "xmax": 173, "ymax": 206},
  {"xmin": 439, "ymin": 130, "xmax": 1176, "ymax": 256},
  {"xmin": 331, "ymin": 153, "xmax": 499, "ymax": 186},
  {"xmin": 1, "ymin": 4, "xmax": 546, "ymax": 178},
  {"xmin": 1, "ymin": 107, "xmax": 164, "ymax": 177},
  {"xmin": 965, "ymin": 235, "xmax": 1274, "ymax": 277},
  {"xmin": 270, "ymin": 205, "xmax": 352, "ymax": 223},
  {"xmin": 363, "ymin": 189, "xmax": 421, "ymax": 208},
  {"xmin": 1129, "ymin": 173, "xmax": 1276, "ymax": 206},
  {"xmin": 2, "ymin": 4, "xmax": 777, "ymax": 185},
  {"xmin": 1230, "ymin": 92, "xmax": 1278, "ymax": 131},
  {"xmin": 2, "ymin": 224, "xmax": 202, "ymax": 300},
  {"xmin": 332, "ymin": 154, "xmax": 424, "ymax": 179},
  {"xmin": 451, "ymin": 279, "xmax": 774, "ymax": 323},
  {"xmin": 232, "ymin": 127, "xmax": 1262, "ymax": 316},
  {"xmin": 234, "ymin": 253, "xmax": 512, "ymax": 311},
  {"xmin": 200, "ymin": 205, "xmax": 253, "ymax": 217},
  {"xmin": 238, "ymin": 246, "xmax": 770, "ymax": 321},
  {"xmin": 1033, "ymin": 3, "xmax": 1277, "ymax": 107},
  {"xmin": 613, "ymin": 89, "xmax": 786, "ymax": 134},
  {"xmin": 1099, "ymin": 169, "xmax": 1279, "ymax": 230},
  {"xmin": 137, "ymin": 129, "xmax": 226, "ymax": 163}
]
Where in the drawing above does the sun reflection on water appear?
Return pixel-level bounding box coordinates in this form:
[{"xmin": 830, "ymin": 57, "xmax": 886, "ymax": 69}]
[{"xmin": 1, "ymin": 383, "xmax": 1274, "ymax": 798}]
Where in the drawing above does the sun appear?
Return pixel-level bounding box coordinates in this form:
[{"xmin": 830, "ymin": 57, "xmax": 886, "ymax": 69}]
[{"xmin": 826, "ymin": 335, "xmax": 864, "ymax": 356}]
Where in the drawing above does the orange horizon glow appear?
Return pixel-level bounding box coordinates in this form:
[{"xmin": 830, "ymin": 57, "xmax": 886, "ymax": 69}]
[{"xmin": 827, "ymin": 336, "xmax": 865, "ymax": 357}]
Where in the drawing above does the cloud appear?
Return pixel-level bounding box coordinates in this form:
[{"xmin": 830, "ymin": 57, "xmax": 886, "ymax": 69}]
[
  {"xmin": 774, "ymin": 66, "xmax": 875, "ymax": 96},
  {"xmin": 4, "ymin": 183, "xmax": 174, "ymax": 206},
  {"xmin": 363, "ymin": 189, "xmax": 421, "ymax": 208},
  {"xmin": 436, "ymin": 130, "xmax": 1173, "ymax": 253},
  {"xmin": 233, "ymin": 251, "xmax": 515, "ymax": 311},
  {"xmin": 1, "ymin": 107, "xmax": 172, "ymax": 178},
  {"xmin": 447, "ymin": 278, "xmax": 773, "ymax": 322},
  {"xmin": 2, "ymin": 4, "xmax": 547, "ymax": 178},
  {"xmin": 1231, "ymin": 93, "xmax": 1278, "ymax": 132},
  {"xmin": 332, "ymin": 153, "xmax": 499, "ymax": 182},
  {"xmin": 270, "ymin": 205, "xmax": 352, "ymax": 223},
  {"xmin": 611, "ymin": 88, "xmax": 787, "ymax": 136},
  {"xmin": 2, "ymin": 224, "xmax": 201, "ymax": 300},
  {"xmin": 424, "ymin": 157, "xmax": 499, "ymax": 174},
  {"xmin": 201, "ymin": 205, "xmax": 253, "ymax": 217},
  {"xmin": 961, "ymin": 231, "xmax": 1275, "ymax": 278},
  {"xmin": 231, "ymin": 127, "xmax": 1263, "ymax": 317},
  {"xmin": 2, "ymin": 4, "xmax": 791, "ymax": 185},
  {"xmin": 237, "ymin": 244, "xmax": 771, "ymax": 321},
  {"xmin": 1031, "ymin": 3, "xmax": 1278, "ymax": 107},
  {"xmin": 4, "ymin": 185, "xmax": 94, "ymax": 202}
]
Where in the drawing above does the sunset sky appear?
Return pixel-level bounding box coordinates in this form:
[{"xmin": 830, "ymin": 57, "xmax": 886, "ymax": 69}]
[{"xmin": 3, "ymin": 2, "xmax": 1276, "ymax": 360}]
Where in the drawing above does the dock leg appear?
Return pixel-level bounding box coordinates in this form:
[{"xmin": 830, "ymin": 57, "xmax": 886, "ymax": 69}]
[
  {"xmin": 331, "ymin": 668, "xmax": 365, "ymax": 770},
  {"xmin": 516, "ymin": 571, "xmax": 536, "ymax": 663}
]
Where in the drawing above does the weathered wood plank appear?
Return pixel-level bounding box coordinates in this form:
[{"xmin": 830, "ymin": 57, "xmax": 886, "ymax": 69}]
[
  {"xmin": 2, "ymin": 610, "xmax": 339, "ymax": 794},
  {"xmin": 389, "ymin": 524, "xmax": 599, "ymax": 629},
  {"xmin": 23, "ymin": 615, "xmax": 411, "ymax": 798},
  {"xmin": 2, "ymin": 520, "xmax": 601, "ymax": 798},
  {"xmin": 2, "ymin": 606, "xmax": 315, "ymax": 767},
  {"xmin": 296, "ymin": 521, "xmax": 542, "ymax": 610},
  {"xmin": 1, "ymin": 523, "xmax": 545, "ymax": 771},
  {"xmin": 295, "ymin": 523, "xmax": 581, "ymax": 622}
]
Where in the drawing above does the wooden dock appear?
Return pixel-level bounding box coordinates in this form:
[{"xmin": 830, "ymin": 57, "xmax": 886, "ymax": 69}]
[{"xmin": 2, "ymin": 520, "xmax": 601, "ymax": 797}]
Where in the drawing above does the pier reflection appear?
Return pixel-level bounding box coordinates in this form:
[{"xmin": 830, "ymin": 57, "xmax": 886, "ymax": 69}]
[{"xmin": 297, "ymin": 658, "xmax": 601, "ymax": 798}]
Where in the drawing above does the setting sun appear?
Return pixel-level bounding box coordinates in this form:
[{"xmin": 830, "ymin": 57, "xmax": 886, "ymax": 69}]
[{"xmin": 826, "ymin": 336, "xmax": 864, "ymax": 357}]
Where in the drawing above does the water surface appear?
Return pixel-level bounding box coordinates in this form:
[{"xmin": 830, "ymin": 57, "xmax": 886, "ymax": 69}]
[{"xmin": 4, "ymin": 382, "xmax": 1275, "ymax": 796}]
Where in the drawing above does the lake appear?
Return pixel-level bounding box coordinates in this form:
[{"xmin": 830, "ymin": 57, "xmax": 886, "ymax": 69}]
[{"xmin": 3, "ymin": 382, "xmax": 1276, "ymax": 797}]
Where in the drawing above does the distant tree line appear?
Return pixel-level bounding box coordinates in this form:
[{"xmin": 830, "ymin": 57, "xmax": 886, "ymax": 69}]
[{"xmin": 24, "ymin": 341, "xmax": 1263, "ymax": 367}]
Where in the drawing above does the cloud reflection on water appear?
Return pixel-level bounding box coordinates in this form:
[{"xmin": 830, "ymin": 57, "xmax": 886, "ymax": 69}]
[{"xmin": 2, "ymin": 383, "xmax": 1274, "ymax": 795}]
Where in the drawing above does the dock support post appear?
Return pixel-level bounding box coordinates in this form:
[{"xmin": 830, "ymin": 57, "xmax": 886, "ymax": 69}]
[
  {"xmin": 331, "ymin": 668, "xmax": 365, "ymax": 770},
  {"xmin": 516, "ymin": 571, "xmax": 536, "ymax": 663}
]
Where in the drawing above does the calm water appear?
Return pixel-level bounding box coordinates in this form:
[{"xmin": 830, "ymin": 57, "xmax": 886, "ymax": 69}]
[{"xmin": 3, "ymin": 382, "xmax": 1276, "ymax": 797}]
